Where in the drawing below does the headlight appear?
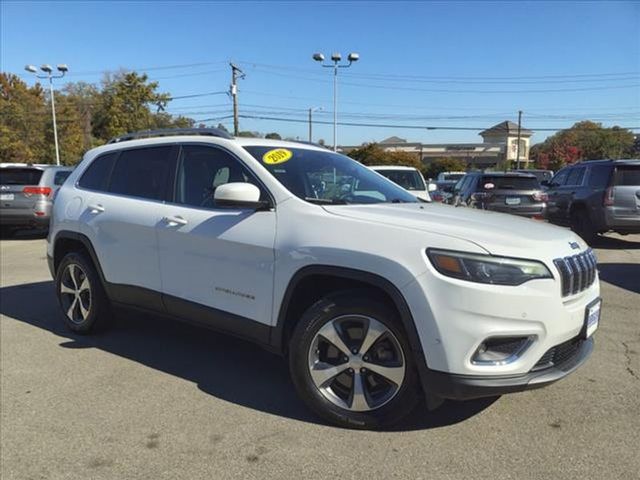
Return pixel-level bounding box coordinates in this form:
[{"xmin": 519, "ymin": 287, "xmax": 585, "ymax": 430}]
[{"xmin": 427, "ymin": 249, "xmax": 552, "ymax": 286}]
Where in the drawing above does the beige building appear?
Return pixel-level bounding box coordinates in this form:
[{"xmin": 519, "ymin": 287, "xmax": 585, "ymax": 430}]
[{"xmin": 340, "ymin": 121, "xmax": 534, "ymax": 170}]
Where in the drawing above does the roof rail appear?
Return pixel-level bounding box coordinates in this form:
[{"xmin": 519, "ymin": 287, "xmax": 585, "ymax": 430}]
[{"xmin": 107, "ymin": 127, "xmax": 233, "ymax": 144}]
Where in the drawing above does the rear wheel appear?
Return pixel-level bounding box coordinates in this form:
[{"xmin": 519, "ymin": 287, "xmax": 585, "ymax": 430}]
[
  {"xmin": 55, "ymin": 252, "xmax": 111, "ymax": 333},
  {"xmin": 289, "ymin": 292, "xmax": 421, "ymax": 429}
]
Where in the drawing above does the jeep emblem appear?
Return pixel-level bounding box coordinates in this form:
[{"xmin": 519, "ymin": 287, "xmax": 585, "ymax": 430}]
[{"xmin": 569, "ymin": 241, "xmax": 580, "ymax": 250}]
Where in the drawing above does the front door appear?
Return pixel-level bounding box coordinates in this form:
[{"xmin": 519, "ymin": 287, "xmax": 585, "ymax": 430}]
[{"xmin": 156, "ymin": 144, "xmax": 276, "ymax": 330}]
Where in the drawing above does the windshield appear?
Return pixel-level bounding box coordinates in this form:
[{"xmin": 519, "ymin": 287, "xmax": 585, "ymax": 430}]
[
  {"xmin": 0, "ymin": 168, "xmax": 43, "ymax": 185},
  {"xmin": 480, "ymin": 175, "xmax": 540, "ymax": 190},
  {"xmin": 244, "ymin": 146, "xmax": 418, "ymax": 204},
  {"xmin": 374, "ymin": 169, "xmax": 425, "ymax": 191}
]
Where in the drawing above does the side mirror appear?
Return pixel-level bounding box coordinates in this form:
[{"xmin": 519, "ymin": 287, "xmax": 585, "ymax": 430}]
[
  {"xmin": 214, "ymin": 183, "xmax": 269, "ymax": 209},
  {"xmin": 541, "ymin": 180, "xmax": 550, "ymax": 187},
  {"xmin": 428, "ymin": 183, "xmax": 437, "ymax": 192}
]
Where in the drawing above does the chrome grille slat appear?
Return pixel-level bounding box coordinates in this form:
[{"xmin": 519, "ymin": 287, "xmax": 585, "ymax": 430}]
[{"xmin": 554, "ymin": 249, "xmax": 597, "ymax": 298}]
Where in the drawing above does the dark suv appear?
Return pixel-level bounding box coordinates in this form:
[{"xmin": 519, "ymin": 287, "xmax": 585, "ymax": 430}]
[
  {"xmin": 544, "ymin": 159, "xmax": 640, "ymax": 240},
  {"xmin": 451, "ymin": 171, "xmax": 547, "ymax": 218}
]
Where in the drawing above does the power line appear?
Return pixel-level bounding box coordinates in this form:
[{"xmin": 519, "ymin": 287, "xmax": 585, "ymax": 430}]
[
  {"xmin": 216, "ymin": 113, "xmax": 640, "ymax": 132},
  {"xmin": 237, "ymin": 60, "xmax": 640, "ymax": 83}
]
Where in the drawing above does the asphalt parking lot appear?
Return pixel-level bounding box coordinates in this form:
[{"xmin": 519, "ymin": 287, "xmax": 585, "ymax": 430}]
[{"xmin": 1, "ymin": 232, "xmax": 639, "ymax": 480}]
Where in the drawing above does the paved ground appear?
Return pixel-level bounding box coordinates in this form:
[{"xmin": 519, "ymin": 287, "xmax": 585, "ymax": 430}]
[{"xmin": 1, "ymin": 232, "xmax": 639, "ymax": 480}]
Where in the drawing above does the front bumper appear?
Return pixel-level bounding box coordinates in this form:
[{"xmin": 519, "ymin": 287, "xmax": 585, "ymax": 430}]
[{"xmin": 422, "ymin": 336, "xmax": 593, "ymax": 400}]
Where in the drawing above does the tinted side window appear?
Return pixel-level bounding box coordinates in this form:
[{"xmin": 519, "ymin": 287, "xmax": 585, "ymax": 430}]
[
  {"xmin": 565, "ymin": 167, "xmax": 586, "ymax": 186},
  {"xmin": 78, "ymin": 153, "xmax": 117, "ymax": 191},
  {"xmin": 587, "ymin": 165, "xmax": 612, "ymax": 189},
  {"xmin": 614, "ymin": 165, "xmax": 640, "ymax": 186},
  {"xmin": 550, "ymin": 169, "xmax": 569, "ymax": 187},
  {"xmin": 175, "ymin": 145, "xmax": 262, "ymax": 208},
  {"xmin": 54, "ymin": 171, "xmax": 71, "ymax": 186},
  {"xmin": 109, "ymin": 146, "xmax": 173, "ymax": 201}
]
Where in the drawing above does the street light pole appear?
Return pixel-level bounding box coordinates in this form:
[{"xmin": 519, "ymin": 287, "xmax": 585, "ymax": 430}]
[
  {"xmin": 308, "ymin": 106, "xmax": 322, "ymax": 142},
  {"xmin": 25, "ymin": 64, "xmax": 68, "ymax": 165},
  {"xmin": 313, "ymin": 52, "xmax": 359, "ymax": 152}
]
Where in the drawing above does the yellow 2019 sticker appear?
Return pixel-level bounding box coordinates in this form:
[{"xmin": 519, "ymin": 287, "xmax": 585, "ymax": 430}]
[{"xmin": 263, "ymin": 148, "xmax": 292, "ymax": 165}]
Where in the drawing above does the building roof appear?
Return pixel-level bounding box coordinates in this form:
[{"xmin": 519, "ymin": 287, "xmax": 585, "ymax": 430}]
[
  {"xmin": 380, "ymin": 136, "xmax": 407, "ymax": 144},
  {"xmin": 479, "ymin": 121, "xmax": 533, "ymax": 137}
]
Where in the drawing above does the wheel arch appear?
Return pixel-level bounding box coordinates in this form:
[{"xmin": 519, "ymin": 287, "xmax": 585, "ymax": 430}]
[
  {"xmin": 53, "ymin": 230, "xmax": 108, "ymax": 289},
  {"xmin": 271, "ymin": 265, "xmax": 426, "ymax": 364}
]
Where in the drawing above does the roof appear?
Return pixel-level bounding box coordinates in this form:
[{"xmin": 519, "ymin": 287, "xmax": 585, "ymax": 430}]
[
  {"xmin": 369, "ymin": 165, "xmax": 419, "ymax": 171},
  {"xmin": 479, "ymin": 121, "xmax": 533, "ymax": 137},
  {"xmin": 380, "ymin": 136, "xmax": 407, "ymax": 144},
  {"xmin": 468, "ymin": 171, "xmax": 537, "ymax": 178}
]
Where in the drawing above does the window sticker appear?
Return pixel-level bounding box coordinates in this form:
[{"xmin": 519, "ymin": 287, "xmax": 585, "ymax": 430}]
[{"xmin": 262, "ymin": 148, "xmax": 293, "ymax": 165}]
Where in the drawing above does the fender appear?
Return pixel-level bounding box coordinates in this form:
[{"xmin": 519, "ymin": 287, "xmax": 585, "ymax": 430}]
[
  {"xmin": 271, "ymin": 265, "xmax": 427, "ymax": 363},
  {"xmin": 52, "ymin": 230, "xmax": 108, "ymax": 287}
]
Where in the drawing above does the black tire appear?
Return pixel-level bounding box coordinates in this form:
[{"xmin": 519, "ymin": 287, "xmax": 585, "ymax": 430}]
[
  {"xmin": 289, "ymin": 291, "xmax": 422, "ymax": 429},
  {"xmin": 54, "ymin": 252, "xmax": 111, "ymax": 334},
  {"xmin": 570, "ymin": 207, "xmax": 596, "ymax": 243}
]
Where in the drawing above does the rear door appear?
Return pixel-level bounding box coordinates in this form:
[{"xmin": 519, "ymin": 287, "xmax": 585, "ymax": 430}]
[
  {"xmin": 79, "ymin": 146, "xmax": 176, "ymax": 309},
  {"xmin": 0, "ymin": 167, "xmax": 45, "ymax": 219},
  {"xmin": 611, "ymin": 164, "xmax": 640, "ymax": 218}
]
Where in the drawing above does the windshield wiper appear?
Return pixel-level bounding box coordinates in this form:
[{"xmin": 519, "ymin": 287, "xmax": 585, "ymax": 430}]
[{"xmin": 304, "ymin": 197, "xmax": 348, "ymax": 205}]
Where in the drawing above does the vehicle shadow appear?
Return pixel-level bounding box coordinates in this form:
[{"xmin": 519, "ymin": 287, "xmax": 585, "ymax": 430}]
[
  {"xmin": 0, "ymin": 280, "xmax": 496, "ymax": 431},
  {"xmin": 592, "ymin": 234, "xmax": 640, "ymax": 250},
  {"xmin": 0, "ymin": 229, "xmax": 48, "ymax": 240},
  {"xmin": 597, "ymin": 263, "xmax": 640, "ymax": 294}
]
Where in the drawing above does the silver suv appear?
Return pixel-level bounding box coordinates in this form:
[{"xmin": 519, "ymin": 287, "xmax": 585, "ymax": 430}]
[{"xmin": 0, "ymin": 164, "xmax": 73, "ymax": 234}]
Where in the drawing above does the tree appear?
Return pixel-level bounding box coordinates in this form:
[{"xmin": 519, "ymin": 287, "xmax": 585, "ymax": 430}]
[
  {"xmin": 238, "ymin": 131, "xmax": 260, "ymax": 137},
  {"xmin": 347, "ymin": 143, "xmax": 422, "ymax": 170},
  {"xmin": 265, "ymin": 132, "xmax": 281, "ymax": 140},
  {"xmin": 92, "ymin": 72, "xmax": 171, "ymax": 141},
  {"xmin": 424, "ymin": 157, "xmax": 467, "ymax": 179},
  {"xmin": 531, "ymin": 121, "xmax": 635, "ymax": 169},
  {"xmin": 0, "ymin": 73, "xmax": 47, "ymax": 163}
]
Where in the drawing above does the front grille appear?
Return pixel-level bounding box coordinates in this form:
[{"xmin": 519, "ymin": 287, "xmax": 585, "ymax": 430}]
[
  {"xmin": 553, "ymin": 249, "xmax": 597, "ymax": 297},
  {"xmin": 531, "ymin": 336, "xmax": 583, "ymax": 371}
]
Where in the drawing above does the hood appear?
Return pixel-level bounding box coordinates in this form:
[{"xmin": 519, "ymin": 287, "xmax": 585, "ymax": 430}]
[{"xmin": 322, "ymin": 203, "xmax": 587, "ymax": 259}]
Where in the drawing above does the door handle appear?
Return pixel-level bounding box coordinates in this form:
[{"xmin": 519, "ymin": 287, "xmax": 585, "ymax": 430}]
[
  {"xmin": 88, "ymin": 204, "xmax": 104, "ymax": 213},
  {"xmin": 162, "ymin": 215, "xmax": 188, "ymax": 226}
]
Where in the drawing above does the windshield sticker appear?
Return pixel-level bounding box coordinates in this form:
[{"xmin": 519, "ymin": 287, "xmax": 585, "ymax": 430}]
[
  {"xmin": 484, "ymin": 182, "xmax": 495, "ymax": 189},
  {"xmin": 263, "ymin": 148, "xmax": 293, "ymax": 165}
]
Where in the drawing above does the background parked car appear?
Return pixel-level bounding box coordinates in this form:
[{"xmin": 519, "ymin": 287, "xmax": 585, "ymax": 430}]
[
  {"xmin": 450, "ymin": 171, "xmax": 547, "ymax": 219},
  {"xmin": 544, "ymin": 159, "xmax": 640, "ymax": 241},
  {"xmin": 0, "ymin": 163, "xmax": 73, "ymax": 235},
  {"xmin": 370, "ymin": 165, "xmax": 432, "ymax": 201}
]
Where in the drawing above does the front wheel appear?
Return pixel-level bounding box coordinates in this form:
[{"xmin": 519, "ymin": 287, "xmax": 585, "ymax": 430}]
[{"xmin": 289, "ymin": 292, "xmax": 422, "ymax": 429}]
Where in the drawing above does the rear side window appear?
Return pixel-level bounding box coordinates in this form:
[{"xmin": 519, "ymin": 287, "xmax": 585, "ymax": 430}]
[
  {"xmin": 54, "ymin": 171, "xmax": 71, "ymax": 186},
  {"xmin": 109, "ymin": 146, "xmax": 173, "ymax": 201},
  {"xmin": 614, "ymin": 165, "xmax": 640, "ymax": 186},
  {"xmin": 0, "ymin": 168, "xmax": 43, "ymax": 185},
  {"xmin": 587, "ymin": 165, "xmax": 612, "ymax": 189},
  {"xmin": 479, "ymin": 176, "xmax": 539, "ymax": 190},
  {"xmin": 78, "ymin": 153, "xmax": 118, "ymax": 191}
]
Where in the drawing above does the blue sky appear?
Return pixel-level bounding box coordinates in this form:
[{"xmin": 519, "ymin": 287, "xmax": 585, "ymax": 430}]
[{"xmin": 2, "ymin": 0, "xmax": 639, "ymax": 146}]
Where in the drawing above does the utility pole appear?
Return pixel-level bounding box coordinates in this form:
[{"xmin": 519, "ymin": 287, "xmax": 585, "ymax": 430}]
[
  {"xmin": 230, "ymin": 63, "xmax": 244, "ymax": 136},
  {"xmin": 515, "ymin": 110, "xmax": 523, "ymax": 170},
  {"xmin": 308, "ymin": 106, "xmax": 322, "ymax": 142}
]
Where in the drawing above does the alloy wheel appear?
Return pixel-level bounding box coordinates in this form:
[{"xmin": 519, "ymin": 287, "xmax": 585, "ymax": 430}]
[
  {"xmin": 307, "ymin": 315, "xmax": 406, "ymax": 412},
  {"xmin": 59, "ymin": 263, "xmax": 92, "ymax": 324}
]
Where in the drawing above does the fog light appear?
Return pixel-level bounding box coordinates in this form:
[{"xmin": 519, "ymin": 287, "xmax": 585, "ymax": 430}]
[{"xmin": 472, "ymin": 336, "xmax": 534, "ymax": 365}]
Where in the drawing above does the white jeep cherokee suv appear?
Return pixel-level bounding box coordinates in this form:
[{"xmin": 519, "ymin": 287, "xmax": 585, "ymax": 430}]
[{"xmin": 47, "ymin": 128, "xmax": 601, "ymax": 429}]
